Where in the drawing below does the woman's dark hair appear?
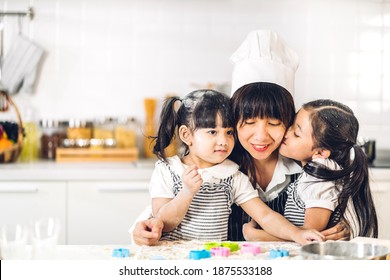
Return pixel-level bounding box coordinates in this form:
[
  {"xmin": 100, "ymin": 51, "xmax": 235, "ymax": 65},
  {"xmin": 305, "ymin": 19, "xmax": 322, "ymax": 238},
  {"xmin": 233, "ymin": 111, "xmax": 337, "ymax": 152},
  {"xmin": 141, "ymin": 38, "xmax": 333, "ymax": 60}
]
[
  {"xmin": 152, "ymin": 89, "xmax": 234, "ymax": 161},
  {"xmin": 229, "ymin": 82, "xmax": 296, "ymax": 186},
  {"xmin": 302, "ymin": 99, "xmax": 378, "ymax": 238}
]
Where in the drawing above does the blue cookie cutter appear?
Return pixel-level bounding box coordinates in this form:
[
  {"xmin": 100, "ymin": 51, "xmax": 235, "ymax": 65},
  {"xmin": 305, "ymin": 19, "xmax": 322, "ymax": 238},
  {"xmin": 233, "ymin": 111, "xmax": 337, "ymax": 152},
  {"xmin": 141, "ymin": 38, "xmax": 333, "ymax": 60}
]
[
  {"xmin": 269, "ymin": 249, "xmax": 289, "ymax": 259},
  {"xmin": 112, "ymin": 248, "xmax": 130, "ymax": 258},
  {"xmin": 189, "ymin": 249, "xmax": 211, "ymax": 260}
]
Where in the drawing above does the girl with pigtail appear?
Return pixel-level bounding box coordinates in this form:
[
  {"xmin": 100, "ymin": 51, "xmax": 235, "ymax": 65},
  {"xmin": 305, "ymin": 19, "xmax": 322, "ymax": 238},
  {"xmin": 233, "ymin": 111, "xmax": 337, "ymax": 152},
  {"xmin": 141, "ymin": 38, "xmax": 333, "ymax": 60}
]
[
  {"xmin": 148, "ymin": 89, "xmax": 324, "ymax": 244},
  {"xmin": 244, "ymin": 99, "xmax": 378, "ymax": 241}
]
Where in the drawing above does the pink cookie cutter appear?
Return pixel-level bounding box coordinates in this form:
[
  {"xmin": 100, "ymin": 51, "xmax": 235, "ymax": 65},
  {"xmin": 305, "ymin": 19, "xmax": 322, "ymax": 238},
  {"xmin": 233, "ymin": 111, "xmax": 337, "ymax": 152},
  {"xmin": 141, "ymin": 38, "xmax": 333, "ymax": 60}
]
[
  {"xmin": 211, "ymin": 247, "xmax": 231, "ymax": 257},
  {"xmin": 240, "ymin": 243, "xmax": 261, "ymax": 255}
]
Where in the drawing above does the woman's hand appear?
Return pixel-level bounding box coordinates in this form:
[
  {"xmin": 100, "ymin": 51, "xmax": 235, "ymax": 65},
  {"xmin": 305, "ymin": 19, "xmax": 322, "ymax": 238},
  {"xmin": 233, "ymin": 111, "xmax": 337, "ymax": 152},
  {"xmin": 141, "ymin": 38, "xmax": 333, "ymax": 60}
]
[
  {"xmin": 132, "ymin": 218, "xmax": 164, "ymax": 246},
  {"xmin": 321, "ymin": 220, "xmax": 351, "ymax": 241},
  {"xmin": 182, "ymin": 165, "xmax": 203, "ymax": 196}
]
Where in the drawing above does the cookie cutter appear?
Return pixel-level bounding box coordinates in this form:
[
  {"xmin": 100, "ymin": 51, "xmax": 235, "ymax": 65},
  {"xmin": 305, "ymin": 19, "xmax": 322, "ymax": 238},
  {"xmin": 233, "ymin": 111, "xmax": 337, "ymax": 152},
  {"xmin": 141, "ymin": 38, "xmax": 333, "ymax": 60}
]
[
  {"xmin": 211, "ymin": 247, "xmax": 231, "ymax": 257},
  {"xmin": 204, "ymin": 241, "xmax": 239, "ymax": 252},
  {"xmin": 204, "ymin": 242, "xmax": 221, "ymax": 251},
  {"xmin": 189, "ymin": 249, "xmax": 211, "ymax": 260},
  {"xmin": 269, "ymin": 249, "xmax": 289, "ymax": 258},
  {"xmin": 221, "ymin": 242, "xmax": 240, "ymax": 252},
  {"xmin": 240, "ymin": 243, "xmax": 261, "ymax": 255},
  {"xmin": 112, "ymin": 248, "xmax": 130, "ymax": 258}
]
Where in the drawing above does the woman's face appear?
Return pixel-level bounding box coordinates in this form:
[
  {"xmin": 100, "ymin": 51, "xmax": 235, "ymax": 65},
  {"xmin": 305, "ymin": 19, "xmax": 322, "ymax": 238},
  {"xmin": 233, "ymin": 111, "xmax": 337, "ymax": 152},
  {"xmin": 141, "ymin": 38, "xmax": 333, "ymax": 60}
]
[
  {"xmin": 279, "ymin": 109, "xmax": 315, "ymax": 165},
  {"xmin": 236, "ymin": 117, "xmax": 287, "ymax": 161}
]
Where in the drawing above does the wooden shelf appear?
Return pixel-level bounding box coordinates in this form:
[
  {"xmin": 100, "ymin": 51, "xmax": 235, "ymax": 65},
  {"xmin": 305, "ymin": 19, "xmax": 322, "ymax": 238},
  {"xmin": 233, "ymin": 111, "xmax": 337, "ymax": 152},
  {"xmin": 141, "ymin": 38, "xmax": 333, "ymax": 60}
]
[{"xmin": 56, "ymin": 148, "xmax": 139, "ymax": 162}]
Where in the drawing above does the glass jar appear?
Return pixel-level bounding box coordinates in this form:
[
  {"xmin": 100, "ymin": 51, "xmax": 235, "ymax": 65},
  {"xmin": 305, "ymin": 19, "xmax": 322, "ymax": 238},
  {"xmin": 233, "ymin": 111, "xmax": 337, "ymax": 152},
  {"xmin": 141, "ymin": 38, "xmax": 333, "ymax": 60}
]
[
  {"xmin": 93, "ymin": 117, "xmax": 115, "ymax": 140},
  {"xmin": 115, "ymin": 117, "xmax": 138, "ymax": 148},
  {"xmin": 67, "ymin": 119, "xmax": 93, "ymax": 140},
  {"xmin": 40, "ymin": 119, "xmax": 67, "ymax": 160}
]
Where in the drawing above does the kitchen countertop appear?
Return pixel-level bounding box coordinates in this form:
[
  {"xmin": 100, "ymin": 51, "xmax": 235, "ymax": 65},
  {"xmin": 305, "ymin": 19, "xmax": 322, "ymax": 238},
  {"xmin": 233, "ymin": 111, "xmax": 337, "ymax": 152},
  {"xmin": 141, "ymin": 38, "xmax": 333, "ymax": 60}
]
[
  {"xmin": 0, "ymin": 159, "xmax": 156, "ymax": 181},
  {"xmin": 1, "ymin": 159, "xmax": 390, "ymax": 181},
  {"xmin": 7, "ymin": 238, "xmax": 390, "ymax": 260}
]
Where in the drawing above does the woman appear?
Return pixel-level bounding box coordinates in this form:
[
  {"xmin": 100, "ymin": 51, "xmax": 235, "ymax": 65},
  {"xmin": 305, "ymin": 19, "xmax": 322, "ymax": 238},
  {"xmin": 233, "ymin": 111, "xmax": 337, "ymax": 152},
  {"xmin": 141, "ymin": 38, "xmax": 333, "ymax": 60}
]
[{"xmin": 131, "ymin": 30, "xmax": 348, "ymax": 245}]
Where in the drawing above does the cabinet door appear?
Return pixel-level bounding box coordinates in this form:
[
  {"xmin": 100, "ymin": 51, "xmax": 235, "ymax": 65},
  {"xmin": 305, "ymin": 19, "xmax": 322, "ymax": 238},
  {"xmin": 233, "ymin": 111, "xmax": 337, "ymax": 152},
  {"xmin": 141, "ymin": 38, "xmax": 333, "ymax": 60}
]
[
  {"xmin": 370, "ymin": 180, "xmax": 390, "ymax": 239},
  {"xmin": 68, "ymin": 181, "xmax": 150, "ymax": 245},
  {"xmin": 0, "ymin": 182, "xmax": 67, "ymax": 244}
]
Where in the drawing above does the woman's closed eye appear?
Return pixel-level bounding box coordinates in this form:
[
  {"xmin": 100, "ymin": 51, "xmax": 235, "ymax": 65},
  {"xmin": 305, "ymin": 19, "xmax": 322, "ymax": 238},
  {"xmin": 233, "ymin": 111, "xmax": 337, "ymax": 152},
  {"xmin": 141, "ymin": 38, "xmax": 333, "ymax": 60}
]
[{"xmin": 268, "ymin": 120, "xmax": 282, "ymax": 126}]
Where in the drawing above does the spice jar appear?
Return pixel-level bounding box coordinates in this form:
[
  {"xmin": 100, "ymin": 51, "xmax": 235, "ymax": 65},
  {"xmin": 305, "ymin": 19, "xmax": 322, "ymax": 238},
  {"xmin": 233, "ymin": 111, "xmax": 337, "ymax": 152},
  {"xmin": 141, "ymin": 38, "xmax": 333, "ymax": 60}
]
[
  {"xmin": 67, "ymin": 119, "xmax": 93, "ymax": 140},
  {"xmin": 115, "ymin": 117, "xmax": 138, "ymax": 148},
  {"xmin": 40, "ymin": 119, "xmax": 67, "ymax": 160},
  {"xmin": 93, "ymin": 117, "xmax": 115, "ymax": 140}
]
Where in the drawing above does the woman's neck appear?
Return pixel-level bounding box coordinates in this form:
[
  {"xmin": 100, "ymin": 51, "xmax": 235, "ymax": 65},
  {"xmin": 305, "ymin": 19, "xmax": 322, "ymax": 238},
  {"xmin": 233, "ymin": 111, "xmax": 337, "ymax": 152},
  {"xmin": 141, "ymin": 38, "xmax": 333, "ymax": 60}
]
[{"xmin": 254, "ymin": 152, "xmax": 279, "ymax": 191}]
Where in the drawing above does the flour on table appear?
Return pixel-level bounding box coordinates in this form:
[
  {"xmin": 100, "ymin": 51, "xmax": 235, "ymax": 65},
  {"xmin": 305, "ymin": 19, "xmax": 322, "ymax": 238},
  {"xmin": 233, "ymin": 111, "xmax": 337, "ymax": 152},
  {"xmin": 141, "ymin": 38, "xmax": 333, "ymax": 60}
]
[{"xmin": 132, "ymin": 240, "xmax": 301, "ymax": 260}]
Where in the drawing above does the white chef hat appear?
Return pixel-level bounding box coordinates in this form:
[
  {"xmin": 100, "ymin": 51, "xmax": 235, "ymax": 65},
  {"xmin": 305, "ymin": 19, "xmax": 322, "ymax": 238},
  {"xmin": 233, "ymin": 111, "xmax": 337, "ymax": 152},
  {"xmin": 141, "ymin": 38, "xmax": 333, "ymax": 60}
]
[{"xmin": 230, "ymin": 30, "xmax": 299, "ymax": 96}]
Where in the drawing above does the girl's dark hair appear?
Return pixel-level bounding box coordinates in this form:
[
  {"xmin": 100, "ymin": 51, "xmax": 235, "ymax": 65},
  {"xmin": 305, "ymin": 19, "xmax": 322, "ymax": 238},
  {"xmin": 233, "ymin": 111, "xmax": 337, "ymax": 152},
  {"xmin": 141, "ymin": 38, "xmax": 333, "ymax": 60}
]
[
  {"xmin": 229, "ymin": 82, "xmax": 296, "ymax": 186},
  {"xmin": 302, "ymin": 99, "xmax": 378, "ymax": 237},
  {"xmin": 152, "ymin": 89, "xmax": 234, "ymax": 161}
]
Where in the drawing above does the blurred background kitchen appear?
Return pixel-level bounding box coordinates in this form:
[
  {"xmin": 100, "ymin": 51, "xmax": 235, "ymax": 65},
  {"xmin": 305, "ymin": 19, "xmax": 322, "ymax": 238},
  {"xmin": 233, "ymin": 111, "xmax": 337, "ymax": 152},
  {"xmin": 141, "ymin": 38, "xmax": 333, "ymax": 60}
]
[
  {"xmin": 0, "ymin": 0, "xmax": 388, "ymax": 150},
  {"xmin": 1, "ymin": 0, "xmax": 390, "ymax": 246}
]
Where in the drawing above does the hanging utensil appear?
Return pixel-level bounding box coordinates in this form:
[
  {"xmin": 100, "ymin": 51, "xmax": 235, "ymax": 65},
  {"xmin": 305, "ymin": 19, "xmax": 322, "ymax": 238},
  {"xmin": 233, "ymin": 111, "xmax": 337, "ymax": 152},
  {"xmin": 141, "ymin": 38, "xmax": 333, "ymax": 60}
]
[{"xmin": 0, "ymin": 17, "xmax": 7, "ymax": 111}]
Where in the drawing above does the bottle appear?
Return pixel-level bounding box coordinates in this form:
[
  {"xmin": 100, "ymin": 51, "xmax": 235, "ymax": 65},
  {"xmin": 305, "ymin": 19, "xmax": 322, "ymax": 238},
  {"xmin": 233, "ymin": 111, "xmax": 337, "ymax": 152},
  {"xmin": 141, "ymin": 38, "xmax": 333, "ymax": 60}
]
[
  {"xmin": 19, "ymin": 107, "xmax": 39, "ymax": 162},
  {"xmin": 143, "ymin": 98, "xmax": 157, "ymax": 158},
  {"xmin": 39, "ymin": 119, "xmax": 67, "ymax": 160}
]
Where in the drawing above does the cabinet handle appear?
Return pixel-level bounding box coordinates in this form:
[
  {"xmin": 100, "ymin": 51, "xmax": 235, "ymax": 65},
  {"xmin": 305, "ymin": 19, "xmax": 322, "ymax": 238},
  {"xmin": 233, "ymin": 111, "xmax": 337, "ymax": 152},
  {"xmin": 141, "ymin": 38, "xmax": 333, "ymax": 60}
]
[
  {"xmin": 98, "ymin": 184, "xmax": 149, "ymax": 192},
  {"xmin": 0, "ymin": 186, "xmax": 39, "ymax": 193}
]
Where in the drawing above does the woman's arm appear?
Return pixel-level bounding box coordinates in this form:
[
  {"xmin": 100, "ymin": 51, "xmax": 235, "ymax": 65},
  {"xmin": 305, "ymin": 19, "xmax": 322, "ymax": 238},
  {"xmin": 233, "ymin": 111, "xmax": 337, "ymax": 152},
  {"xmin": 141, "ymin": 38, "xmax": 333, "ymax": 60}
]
[
  {"xmin": 240, "ymin": 197, "xmax": 324, "ymax": 245},
  {"xmin": 152, "ymin": 165, "xmax": 202, "ymax": 232}
]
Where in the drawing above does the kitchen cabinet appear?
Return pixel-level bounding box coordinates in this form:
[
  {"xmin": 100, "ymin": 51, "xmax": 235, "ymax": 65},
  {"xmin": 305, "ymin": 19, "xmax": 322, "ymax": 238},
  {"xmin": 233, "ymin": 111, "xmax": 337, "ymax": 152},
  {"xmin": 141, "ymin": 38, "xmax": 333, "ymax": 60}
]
[
  {"xmin": 1, "ymin": 162, "xmax": 389, "ymax": 245},
  {"xmin": 0, "ymin": 181, "xmax": 67, "ymax": 244},
  {"xmin": 0, "ymin": 161, "xmax": 155, "ymax": 245},
  {"xmin": 67, "ymin": 181, "xmax": 150, "ymax": 245},
  {"xmin": 370, "ymin": 169, "xmax": 390, "ymax": 240}
]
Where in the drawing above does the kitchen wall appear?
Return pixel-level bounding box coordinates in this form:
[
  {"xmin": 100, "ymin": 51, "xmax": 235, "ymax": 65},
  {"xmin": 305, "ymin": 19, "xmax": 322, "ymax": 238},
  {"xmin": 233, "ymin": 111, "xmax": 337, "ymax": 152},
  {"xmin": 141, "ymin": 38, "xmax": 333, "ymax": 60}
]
[{"xmin": 1, "ymin": 0, "xmax": 390, "ymax": 149}]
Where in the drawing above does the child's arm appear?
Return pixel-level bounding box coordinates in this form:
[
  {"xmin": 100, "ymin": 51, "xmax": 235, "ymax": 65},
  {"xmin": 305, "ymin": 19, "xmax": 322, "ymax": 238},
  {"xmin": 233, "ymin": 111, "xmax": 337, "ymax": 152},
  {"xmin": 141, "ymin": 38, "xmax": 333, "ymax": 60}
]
[
  {"xmin": 243, "ymin": 220, "xmax": 285, "ymax": 242},
  {"xmin": 240, "ymin": 197, "xmax": 324, "ymax": 245},
  {"xmin": 303, "ymin": 207, "xmax": 332, "ymax": 231},
  {"xmin": 152, "ymin": 165, "xmax": 202, "ymax": 232},
  {"xmin": 243, "ymin": 207, "xmax": 332, "ymax": 241}
]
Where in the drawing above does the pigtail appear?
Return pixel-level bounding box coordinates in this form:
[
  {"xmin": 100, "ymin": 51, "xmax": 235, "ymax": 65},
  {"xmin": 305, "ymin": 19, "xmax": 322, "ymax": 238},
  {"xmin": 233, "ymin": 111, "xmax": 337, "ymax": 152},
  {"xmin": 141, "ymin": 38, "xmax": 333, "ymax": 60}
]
[
  {"xmin": 153, "ymin": 96, "xmax": 180, "ymax": 161},
  {"xmin": 341, "ymin": 145, "xmax": 378, "ymax": 237}
]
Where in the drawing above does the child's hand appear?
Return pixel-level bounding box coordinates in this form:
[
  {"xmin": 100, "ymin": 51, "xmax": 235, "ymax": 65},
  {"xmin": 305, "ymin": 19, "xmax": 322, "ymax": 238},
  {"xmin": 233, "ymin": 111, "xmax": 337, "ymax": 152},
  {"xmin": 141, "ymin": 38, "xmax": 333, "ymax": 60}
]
[
  {"xmin": 182, "ymin": 165, "xmax": 203, "ymax": 196},
  {"xmin": 295, "ymin": 229, "xmax": 325, "ymax": 245}
]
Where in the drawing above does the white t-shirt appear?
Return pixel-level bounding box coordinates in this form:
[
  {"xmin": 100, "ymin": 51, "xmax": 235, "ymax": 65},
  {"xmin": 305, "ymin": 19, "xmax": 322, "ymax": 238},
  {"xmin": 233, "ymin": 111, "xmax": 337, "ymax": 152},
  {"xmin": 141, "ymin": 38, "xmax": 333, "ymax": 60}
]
[
  {"xmin": 256, "ymin": 155, "xmax": 302, "ymax": 202},
  {"xmin": 284, "ymin": 158, "xmax": 341, "ymax": 226},
  {"xmin": 150, "ymin": 156, "xmax": 258, "ymax": 241}
]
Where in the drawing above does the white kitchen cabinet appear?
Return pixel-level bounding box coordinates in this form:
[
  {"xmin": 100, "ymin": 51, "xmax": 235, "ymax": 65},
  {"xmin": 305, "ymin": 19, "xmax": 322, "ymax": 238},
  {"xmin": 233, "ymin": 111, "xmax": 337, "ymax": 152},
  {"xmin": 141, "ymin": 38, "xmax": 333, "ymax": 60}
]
[
  {"xmin": 370, "ymin": 169, "xmax": 390, "ymax": 240},
  {"xmin": 67, "ymin": 181, "xmax": 150, "ymax": 245},
  {"xmin": 0, "ymin": 181, "xmax": 67, "ymax": 244}
]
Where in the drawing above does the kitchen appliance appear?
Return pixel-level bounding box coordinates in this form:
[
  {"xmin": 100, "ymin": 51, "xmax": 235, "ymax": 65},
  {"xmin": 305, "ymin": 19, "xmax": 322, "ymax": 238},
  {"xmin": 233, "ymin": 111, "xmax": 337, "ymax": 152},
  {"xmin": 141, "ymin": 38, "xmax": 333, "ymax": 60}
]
[
  {"xmin": 301, "ymin": 241, "xmax": 390, "ymax": 260},
  {"xmin": 361, "ymin": 139, "xmax": 376, "ymax": 164}
]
